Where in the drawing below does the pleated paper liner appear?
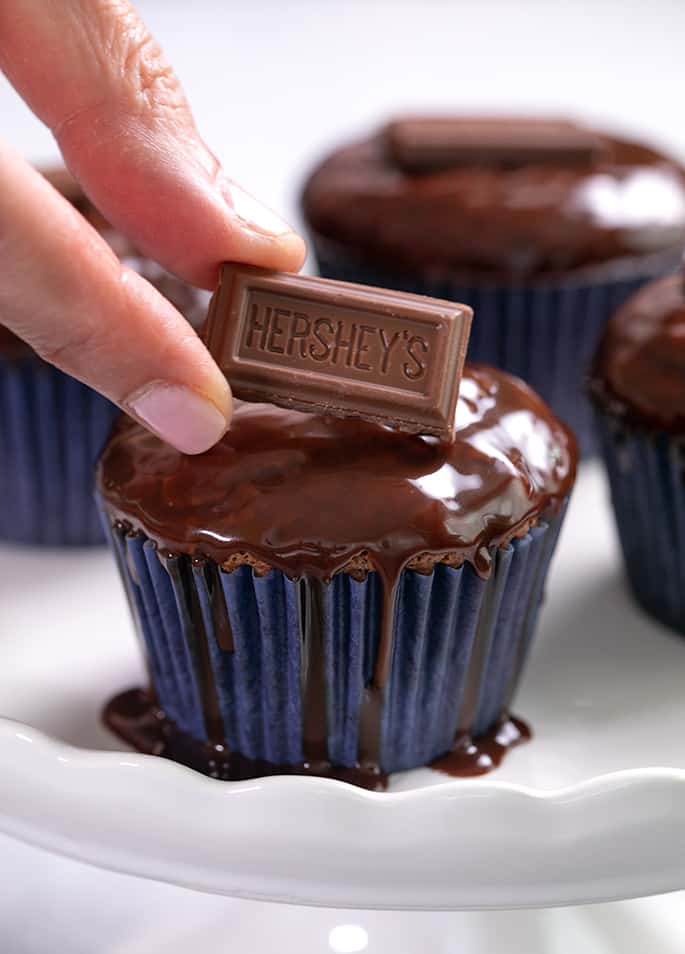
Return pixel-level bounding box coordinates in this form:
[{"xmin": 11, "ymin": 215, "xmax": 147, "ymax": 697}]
[
  {"xmin": 307, "ymin": 231, "xmax": 681, "ymax": 457},
  {"xmin": 594, "ymin": 411, "xmax": 685, "ymax": 634},
  {"xmin": 100, "ymin": 503, "xmax": 568, "ymax": 790},
  {"xmin": 0, "ymin": 355, "xmax": 120, "ymax": 545}
]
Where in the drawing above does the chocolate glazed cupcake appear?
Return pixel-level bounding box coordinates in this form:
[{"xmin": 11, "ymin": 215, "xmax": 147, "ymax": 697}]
[
  {"xmin": 97, "ymin": 365, "xmax": 577, "ymax": 789},
  {"xmin": 301, "ymin": 117, "xmax": 685, "ymax": 455},
  {"xmin": 589, "ymin": 270, "xmax": 685, "ymax": 633},
  {"xmin": 0, "ymin": 167, "xmax": 207, "ymax": 545}
]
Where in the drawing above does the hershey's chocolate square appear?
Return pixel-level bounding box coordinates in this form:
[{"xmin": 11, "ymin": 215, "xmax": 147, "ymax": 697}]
[{"xmin": 204, "ymin": 265, "xmax": 472, "ymax": 439}]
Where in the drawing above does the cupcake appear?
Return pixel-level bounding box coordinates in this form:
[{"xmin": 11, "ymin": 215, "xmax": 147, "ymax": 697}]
[
  {"xmin": 96, "ymin": 364, "xmax": 577, "ymax": 789},
  {"xmin": 301, "ymin": 116, "xmax": 685, "ymax": 455},
  {"xmin": 0, "ymin": 167, "xmax": 207, "ymax": 546},
  {"xmin": 589, "ymin": 270, "xmax": 685, "ymax": 633}
]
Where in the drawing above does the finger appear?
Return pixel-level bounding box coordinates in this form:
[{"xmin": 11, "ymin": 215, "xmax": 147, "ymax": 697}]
[
  {"xmin": 0, "ymin": 0, "xmax": 306, "ymax": 289},
  {"xmin": 0, "ymin": 143, "xmax": 232, "ymax": 454}
]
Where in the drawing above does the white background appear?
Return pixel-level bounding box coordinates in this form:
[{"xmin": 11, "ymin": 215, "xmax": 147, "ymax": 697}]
[
  {"xmin": 1, "ymin": 1, "xmax": 685, "ymax": 950},
  {"xmin": 3, "ymin": 0, "xmax": 685, "ymax": 249}
]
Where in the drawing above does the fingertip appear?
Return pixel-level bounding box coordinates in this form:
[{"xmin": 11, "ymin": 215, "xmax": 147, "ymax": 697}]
[
  {"xmin": 212, "ymin": 373, "xmax": 234, "ymax": 428},
  {"xmin": 126, "ymin": 380, "xmax": 231, "ymax": 455},
  {"xmin": 205, "ymin": 228, "xmax": 307, "ymax": 287},
  {"xmin": 279, "ymin": 230, "xmax": 308, "ymax": 273},
  {"xmin": 220, "ymin": 177, "xmax": 308, "ymax": 274}
]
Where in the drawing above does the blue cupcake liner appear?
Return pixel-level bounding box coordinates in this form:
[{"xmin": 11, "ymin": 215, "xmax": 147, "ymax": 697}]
[
  {"xmin": 0, "ymin": 355, "xmax": 120, "ymax": 545},
  {"xmin": 309, "ymin": 236, "xmax": 679, "ymax": 456},
  {"xmin": 595, "ymin": 412, "xmax": 685, "ymax": 634},
  {"xmin": 100, "ymin": 504, "xmax": 567, "ymax": 777}
]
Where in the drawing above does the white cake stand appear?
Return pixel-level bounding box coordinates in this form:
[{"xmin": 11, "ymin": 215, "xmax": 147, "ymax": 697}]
[
  {"xmin": 4, "ymin": 831, "xmax": 685, "ymax": 954},
  {"xmin": 1, "ymin": 461, "xmax": 684, "ymax": 911}
]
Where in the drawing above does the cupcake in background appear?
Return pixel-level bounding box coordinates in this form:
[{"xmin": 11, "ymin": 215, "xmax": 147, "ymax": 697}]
[
  {"xmin": 0, "ymin": 166, "xmax": 208, "ymax": 546},
  {"xmin": 301, "ymin": 116, "xmax": 685, "ymax": 454},
  {"xmin": 96, "ymin": 364, "xmax": 576, "ymax": 789},
  {"xmin": 589, "ymin": 267, "xmax": 685, "ymax": 634}
]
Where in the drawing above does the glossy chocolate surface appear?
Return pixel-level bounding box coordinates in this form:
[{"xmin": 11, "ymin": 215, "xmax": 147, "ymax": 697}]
[
  {"xmin": 302, "ymin": 118, "xmax": 685, "ymax": 276},
  {"xmin": 97, "ymin": 363, "xmax": 576, "ymax": 580},
  {"xmin": 0, "ymin": 166, "xmax": 207, "ymax": 359},
  {"xmin": 205, "ymin": 264, "xmax": 472, "ymax": 439},
  {"xmin": 590, "ymin": 271, "xmax": 685, "ymax": 432}
]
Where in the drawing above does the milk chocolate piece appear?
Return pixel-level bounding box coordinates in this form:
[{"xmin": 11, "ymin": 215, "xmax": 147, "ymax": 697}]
[
  {"xmin": 385, "ymin": 116, "xmax": 607, "ymax": 172},
  {"xmin": 204, "ymin": 265, "xmax": 472, "ymax": 439}
]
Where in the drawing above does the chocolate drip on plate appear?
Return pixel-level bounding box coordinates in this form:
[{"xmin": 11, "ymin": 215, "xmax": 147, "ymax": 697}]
[
  {"xmin": 432, "ymin": 715, "xmax": 530, "ymax": 777},
  {"xmin": 104, "ymin": 688, "xmax": 389, "ymax": 791},
  {"xmin": 104, "ymin": 689, "xmax": 530, "ymax": 789}
]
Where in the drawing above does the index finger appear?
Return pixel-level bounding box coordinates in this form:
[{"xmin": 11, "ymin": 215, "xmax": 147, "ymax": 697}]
[{"xmin": 0, "ymin": 0, "xmax": 306, "ymax": 288}]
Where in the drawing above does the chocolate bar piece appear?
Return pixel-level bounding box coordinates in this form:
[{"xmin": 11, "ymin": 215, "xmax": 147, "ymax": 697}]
[
  {"xmin": 385, "ymin": 116, "xmax": 607, "ymax": 172},
  {"xmin": 204, "ymin": 265, "xmax": 472, "ymax": 439}
]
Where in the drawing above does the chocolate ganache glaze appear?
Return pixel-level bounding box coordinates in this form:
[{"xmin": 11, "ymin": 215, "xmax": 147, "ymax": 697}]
[
  {"xmin": 99, "ymin": 365, "xmax": 576, "ymax": 786},
  {"xmin": 98, "ymin": 364, "xmax": 576, "ymax": 578},
  {"xmin": 301, "ymin": 120, "xmax": 685, "ymax": 277},
  {"xmin": 590, "ymin": 271, "xmax": 685, "ymax": 432}
]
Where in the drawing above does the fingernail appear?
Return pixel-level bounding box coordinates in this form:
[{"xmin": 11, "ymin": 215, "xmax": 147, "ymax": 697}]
[
  {"xmin": 127, "ymin": 382, "xmax": 228, "ymax": 454},
  {"xmin": 222, "ymin": 178, "xmax": 294, "ymax": 236}
]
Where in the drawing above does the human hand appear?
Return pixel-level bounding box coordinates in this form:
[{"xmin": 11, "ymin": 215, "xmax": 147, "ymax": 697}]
[{"xmin": 0, "ymin": 0, "xmax": 306, "ymax": 453}]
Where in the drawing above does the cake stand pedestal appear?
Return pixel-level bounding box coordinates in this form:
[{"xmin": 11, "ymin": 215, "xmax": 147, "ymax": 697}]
[{"xmin": 3, "ymin": 833, "xmax": 685, "ymax": 954}]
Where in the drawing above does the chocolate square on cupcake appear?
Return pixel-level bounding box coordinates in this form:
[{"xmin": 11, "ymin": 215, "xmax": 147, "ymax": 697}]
[{"xmin": 302, "ymin": 116, "xmax": 685, "ymax": 455}]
